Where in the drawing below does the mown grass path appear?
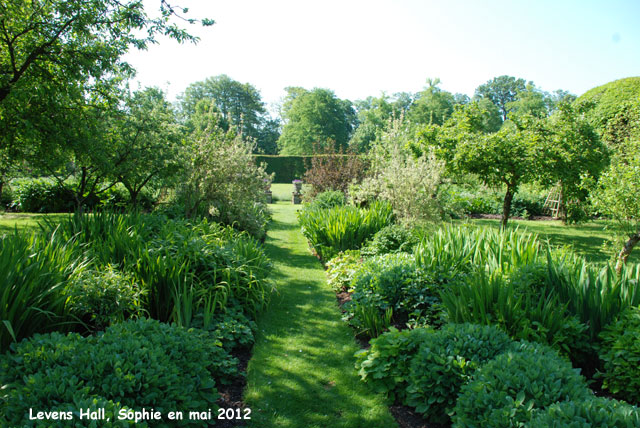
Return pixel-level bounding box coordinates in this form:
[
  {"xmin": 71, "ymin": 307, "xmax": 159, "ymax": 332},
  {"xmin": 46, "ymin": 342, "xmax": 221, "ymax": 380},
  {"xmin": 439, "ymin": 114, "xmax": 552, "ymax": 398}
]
[{"xmin": 244, "ymin": 203, "xmax": 396, "ymax": 428}]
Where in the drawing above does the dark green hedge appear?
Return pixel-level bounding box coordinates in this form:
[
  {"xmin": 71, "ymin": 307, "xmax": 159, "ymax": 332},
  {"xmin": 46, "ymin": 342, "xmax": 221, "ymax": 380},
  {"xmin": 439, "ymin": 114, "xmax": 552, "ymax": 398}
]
[
  {"xmin": 254, "ymin": 155, "xmax": 309, "ymax": 183},
  {"xmin": 254, "ymin": 155, "xmax": 360, "ymax": 183}
]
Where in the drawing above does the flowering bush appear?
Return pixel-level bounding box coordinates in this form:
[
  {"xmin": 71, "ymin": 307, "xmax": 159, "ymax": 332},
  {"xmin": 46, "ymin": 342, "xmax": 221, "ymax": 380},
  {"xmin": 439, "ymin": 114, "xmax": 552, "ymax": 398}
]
[
  {"xmin": 350, "ymin": 117, "xmax": 444, "ymax": 224},
  {"xmin": 178, "ymin": 112, "xmax": 272, "ymax": 239}
]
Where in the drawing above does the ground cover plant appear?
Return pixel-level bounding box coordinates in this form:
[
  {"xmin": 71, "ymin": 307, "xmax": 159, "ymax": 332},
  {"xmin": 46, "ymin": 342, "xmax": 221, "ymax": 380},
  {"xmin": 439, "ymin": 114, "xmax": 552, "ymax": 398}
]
[
  {"xmin": 1, "ymin": 318, "xmax": 236, "ymax": 427},
  {"xmin": 453, "ymin": 341, "xmax": 592, "ymax": 427}
]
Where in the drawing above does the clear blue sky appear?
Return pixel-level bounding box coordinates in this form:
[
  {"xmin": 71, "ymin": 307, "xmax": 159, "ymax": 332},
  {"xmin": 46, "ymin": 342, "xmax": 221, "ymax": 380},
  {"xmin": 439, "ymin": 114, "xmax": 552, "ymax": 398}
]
[{"xmin": 125, "ymin": 0, "xmax": 640, "ymax": 109}]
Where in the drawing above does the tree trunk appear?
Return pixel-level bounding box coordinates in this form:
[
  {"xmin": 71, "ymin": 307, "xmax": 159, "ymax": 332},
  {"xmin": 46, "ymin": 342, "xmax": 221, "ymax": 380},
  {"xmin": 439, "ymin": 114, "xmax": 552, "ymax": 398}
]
[
  {"xmin": 501, "ymin": 184, "xmax": 515, "ymax": 228},
  {"xmin": 616, "ymin": 231, "xmax": 640, "ymax": 274},
  {"xmin": 130, "ymin": 190, "xmax": 139, "ymax": 210}
]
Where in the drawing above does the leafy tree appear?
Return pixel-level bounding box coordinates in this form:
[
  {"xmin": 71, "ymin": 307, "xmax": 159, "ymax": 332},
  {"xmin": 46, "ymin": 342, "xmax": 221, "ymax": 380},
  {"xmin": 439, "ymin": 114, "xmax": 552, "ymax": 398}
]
[
  {"xmin": 419, "ymin": 100, "xmax": 501, "ymax": 162},
  {"xmin": 278, "ymin": 88, "xmax": 355, "ymax": 155},
  {"xmin": 408, "ymin": 78, "xmax": 455, "ymax": 126},
  {"xmin": 349, "ymin": 94, "xmax": 406, "ymax": 152},
  {"xmin": 520, "ymin": 103, "xmax": 607, "ymax": 222},
  {"xmin": 109, "ymin": 87, "xmax": 182, "ymax": 208},
  {"xmin": 0, "ymin": 0, "xmax": 211, "ymax": 152},
  {"xmin": 452, "ymin": 123, "xmax": 536, "ymax": 227},
  {"xmin": 30, "ymin": 101, "xmax": 118, "ymax": 210},
  {"xmin": 180, "ymin": 75, "xmax": 268, "ymax": 144},
  {"xmin": 474, "ymin": 75, "xmax": 528, "ymax": 122},
  {"xmin": 255, "ymin": 117, "xmax": 281, "ymax": 154},
  {"xmin": 506, "ymin": 84, "xmax": 550, "ymax": 118}
]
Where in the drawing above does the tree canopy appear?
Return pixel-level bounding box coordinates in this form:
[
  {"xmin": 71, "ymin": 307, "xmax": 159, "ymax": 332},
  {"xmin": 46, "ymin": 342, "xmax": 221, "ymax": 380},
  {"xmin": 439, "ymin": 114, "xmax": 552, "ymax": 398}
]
[
  {"xmin": 278, "ymin": 88, "xmax": 355, "ymax": 155},
  {"xmin": 474, "ymin": 75, "xmax": 528, "ymax": 122},
  {"xmin": 0, "ymin": 0, "xmax": 211, "ymax": 153}
]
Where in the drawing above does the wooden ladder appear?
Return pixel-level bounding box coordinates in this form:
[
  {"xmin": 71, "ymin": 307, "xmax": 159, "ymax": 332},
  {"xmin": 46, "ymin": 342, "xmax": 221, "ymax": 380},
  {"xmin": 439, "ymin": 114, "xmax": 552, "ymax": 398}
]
[{"xmin": 543, "ymin": 184, "xmax": 562, "ymax": 218}]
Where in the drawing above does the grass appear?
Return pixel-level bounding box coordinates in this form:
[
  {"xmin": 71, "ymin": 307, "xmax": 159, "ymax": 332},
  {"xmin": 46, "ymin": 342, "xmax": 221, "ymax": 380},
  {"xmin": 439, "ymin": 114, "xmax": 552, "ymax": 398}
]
[
  {"xmin": 244, "ymin": 201, "xmax": 396, "ymax": 428},
  {"xmin": 270, "ymin": 183, "xmax": 311, "ymax": 204},
  {"xmin": 466, "ymin": 218, "xmax": 639, "ymax": 265},
  {"xmin": 0, "ymin": 212, "xmax": 68, "ymax": 235}
]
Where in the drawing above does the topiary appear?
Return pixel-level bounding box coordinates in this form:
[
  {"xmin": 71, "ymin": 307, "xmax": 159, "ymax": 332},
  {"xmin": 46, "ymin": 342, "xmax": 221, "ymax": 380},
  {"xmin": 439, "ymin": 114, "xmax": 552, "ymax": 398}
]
[
  {"xmin": 452, "ymin": 341, "xmax": 591, "ymax": 428},
  {"xmin": 527, "ymin": 396, "xmax": 640, "ymax": 428},
  {"xmin": 355, "ymin": 327, "xmax": 432, "ymax": 402},
  {"xmin": 404, "ymin": 323, "xmax": 513, "ymax": 423},
  {"xmin": 598, "ymin": 306, "xmax": 640, "ymax": 405}
]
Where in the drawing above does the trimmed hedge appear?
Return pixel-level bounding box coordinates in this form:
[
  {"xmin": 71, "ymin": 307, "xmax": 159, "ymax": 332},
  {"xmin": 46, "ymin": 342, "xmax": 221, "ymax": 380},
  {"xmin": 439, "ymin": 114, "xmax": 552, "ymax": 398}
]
[
  {"xmin": 254, "ymin": 155, "xmax": 308, "ymax": 183},
  {"xmin": 254, "ymin": 155, "xmax": 361, "ymax": 183}
]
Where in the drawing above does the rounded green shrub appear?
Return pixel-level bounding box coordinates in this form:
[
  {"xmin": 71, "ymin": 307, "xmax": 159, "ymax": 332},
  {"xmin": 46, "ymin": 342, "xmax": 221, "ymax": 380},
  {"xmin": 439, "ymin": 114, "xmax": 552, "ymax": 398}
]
[
  {"xmin": 355, "ymin": 327, "xmax": 432, "ymax": 402},
  {"xmin": 527, "ymin": 396, "xmax": 640, "ymax": 427},
  {"xmin": 66, "ymin": 266, "xmax": 144, "ymax": 332},
  {"xmin": 405, "ymin": 323, "xmax": 513, "ymax": 423},
  {"xmin": 308, "ymin": 190, "xmax": 346, "ymax": 209},
  {"xmin": 598, "ymin": 306, "xmax": 640, "ymax": 404},
  {"xmin": 452, "ymin": 341, "xmax": 591, "ymax": 428},
  {"xmin": 361, "ymin": 224, "xmax": 417, "ymax": 256},
  {"xmin": 0, "ymin": 318, "xmax": 237, "ymax": 426}
]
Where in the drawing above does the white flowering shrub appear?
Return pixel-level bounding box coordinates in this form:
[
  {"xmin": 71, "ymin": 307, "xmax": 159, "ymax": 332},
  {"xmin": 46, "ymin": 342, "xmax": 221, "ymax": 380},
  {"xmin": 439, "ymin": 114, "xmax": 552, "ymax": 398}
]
[
  {"xmin": 350, "ymin": 117, "xmax": 444, "ymax": 224},
  {"xmin": 179, "ymin": 114, "xmax": 272, "ymax": 239}
]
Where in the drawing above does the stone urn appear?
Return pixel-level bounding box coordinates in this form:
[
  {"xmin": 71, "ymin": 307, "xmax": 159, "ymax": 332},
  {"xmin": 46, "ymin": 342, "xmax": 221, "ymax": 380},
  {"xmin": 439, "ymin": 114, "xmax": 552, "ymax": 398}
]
[{"xmin": 292, "ymin": 179, "xmax": 302, "ymax": 193}]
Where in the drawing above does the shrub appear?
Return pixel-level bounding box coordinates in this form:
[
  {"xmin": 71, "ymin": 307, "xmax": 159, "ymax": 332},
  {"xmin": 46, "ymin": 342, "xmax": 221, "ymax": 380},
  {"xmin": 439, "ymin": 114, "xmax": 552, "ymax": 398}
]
[
  {"xmin": 12, "ymin": 178, "xmax": 75, "ymax": 212},
  {"xmin": 598, "ymin": 306, "xmax": 640, "ymax": 404},
  {"xmin": 355, "ymin": 327, "xmax": 432, "ymax": 402},
  {"xmin": 528, "ymin": 397, "xmax": 640, "ymax": 427},
  {"xmin": 1, "ymin": 184, "xmax": 12, "ymax": 209},
  {"xmin": 303, "ymin": 143, "xmax": 367, "ymax": 198},
  {"xmin": 350, "ymin": 117, "xmax": 444, "ymax": 224},
  {"xmin": 452, "ymin": 341, "xmax": 591, "ymax": 428},
  {"xmin": 66, "ymin": 266, "xmax": 144, "ymax": 332},
  {"xmin": 178, "ymin": 117, "xmax": 272, "ymax": 239},
  {"xmin": 361, "ymin": 224, "xmax": 417, "ymax": 257},
  {"xmin": 405, "ymin": 323, "xmax": 513, "ymax": 422},
  {"xmin": 0, "ymin": 318, "xmax": 237, "ymax": 427},
  {"xmin": 308, "ymin": 190, "xmax": 347, "ymax": 210},
  {"xmin": 326, "ymin": 250, "xmax": 362, "ymax": 291},
  {"xmin": 298, "ymin": 200, "xmax": 394, "ymax": 260}
]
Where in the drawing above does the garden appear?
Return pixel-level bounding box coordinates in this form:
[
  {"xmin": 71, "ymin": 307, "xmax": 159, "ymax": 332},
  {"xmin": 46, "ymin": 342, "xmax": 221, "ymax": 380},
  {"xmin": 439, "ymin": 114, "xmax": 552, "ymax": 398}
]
[{"xmin": 2, "ymin": 1, "xmax": 640, "ymax": 426}]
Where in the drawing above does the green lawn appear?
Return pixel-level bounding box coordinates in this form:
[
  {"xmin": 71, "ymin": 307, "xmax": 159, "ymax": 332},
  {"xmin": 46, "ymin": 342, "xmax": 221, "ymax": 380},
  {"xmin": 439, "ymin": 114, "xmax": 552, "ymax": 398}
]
[
  {"xmin": 465, "ymin": 218, "xmax": 638, "ymax": 265},
  {"xmin": 0, "ymin": 212, "xmax": 68, "ymax": 235},
  {"xmin": 244, "ymin": 202, "xmax": 396, "ymax": 428}
]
